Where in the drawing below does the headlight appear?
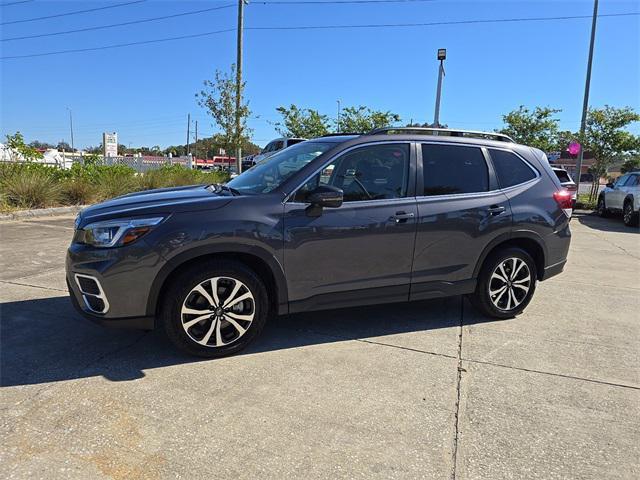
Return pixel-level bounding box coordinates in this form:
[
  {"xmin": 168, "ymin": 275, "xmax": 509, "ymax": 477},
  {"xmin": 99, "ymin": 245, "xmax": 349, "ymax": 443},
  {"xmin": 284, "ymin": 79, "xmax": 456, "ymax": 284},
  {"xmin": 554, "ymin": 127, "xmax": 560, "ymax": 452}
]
[{"xmin": 81, "ymin": 217, "xmax": 164, "ymax": 248}]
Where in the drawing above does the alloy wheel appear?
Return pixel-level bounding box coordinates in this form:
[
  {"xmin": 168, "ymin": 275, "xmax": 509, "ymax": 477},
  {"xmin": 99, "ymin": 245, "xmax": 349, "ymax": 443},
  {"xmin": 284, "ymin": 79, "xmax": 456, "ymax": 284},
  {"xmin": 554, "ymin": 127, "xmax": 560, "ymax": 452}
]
[
  {"xmin": 181, "ymin": 276, "xmax": 255, "ymax": 347},
  {"xmin": 488, "ymin": 257, "xmax": 532, "ymax": 311},
  {"xmin": 623, "ymin": 203, "xmax": 632, "ymax": 225}
]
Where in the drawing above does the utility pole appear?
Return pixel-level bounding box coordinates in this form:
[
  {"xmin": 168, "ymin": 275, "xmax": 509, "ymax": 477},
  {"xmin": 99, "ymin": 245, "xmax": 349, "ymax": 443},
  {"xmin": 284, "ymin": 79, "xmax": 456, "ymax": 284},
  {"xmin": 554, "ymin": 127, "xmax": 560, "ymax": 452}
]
[
  {"xmin": 67, "ymin": 107, "xmax": 75, "ymax": 153},
  {"xmin": 575, "ymin": 0, "xmax": 599, "ymax": 189},
  {"xmin": 336, "ymin": 100, "xmax": 341, "ymax": 132},
  {"xmin": 234, "ymin": 0, "xmax": 245, "ymax": 174},
  {"xmin": 433, "ymin": 49, "xmax": 447, "ymax": 128},
  {"xmin": 186, "ymin": 113, "xmax": 191, "ymax": 155},
  {"xmin": 194, "ymin": 120, "xmax": 198, "ymax": 160}
]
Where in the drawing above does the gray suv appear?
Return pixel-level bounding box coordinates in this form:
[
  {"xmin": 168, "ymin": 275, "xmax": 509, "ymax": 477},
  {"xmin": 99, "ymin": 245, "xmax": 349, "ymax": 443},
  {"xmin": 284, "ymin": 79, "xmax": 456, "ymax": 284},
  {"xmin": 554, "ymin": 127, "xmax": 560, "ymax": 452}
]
[{"xmin": 67, "ymin": 128, "xmax": 572, "ymax": 357}]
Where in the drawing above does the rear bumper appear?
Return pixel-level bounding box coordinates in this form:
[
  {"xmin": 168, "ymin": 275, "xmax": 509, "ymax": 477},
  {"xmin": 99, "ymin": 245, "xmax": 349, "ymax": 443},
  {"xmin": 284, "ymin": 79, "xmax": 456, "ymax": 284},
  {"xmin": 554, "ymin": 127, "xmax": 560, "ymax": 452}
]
[{"xmin": 540, "ymin": 259, "xmax": 566, "ymax": 281}]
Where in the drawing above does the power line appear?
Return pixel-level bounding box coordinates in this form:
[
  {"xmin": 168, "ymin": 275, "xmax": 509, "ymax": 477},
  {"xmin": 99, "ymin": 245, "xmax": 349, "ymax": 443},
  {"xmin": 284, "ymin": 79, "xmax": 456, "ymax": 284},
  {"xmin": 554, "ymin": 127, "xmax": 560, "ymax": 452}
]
[
  {"xmin": 258, "ymin": 0, "xmax": 436, "ymax": 3},
  {"xmin": 1, "ymin": 28, "xmax": 235, "ymax": 59},
  {"xmin": 0, "ymin": 0, "xmax": 145, "ymax": 26},
  {"xmin": 1, "ymin": 12, "xmax": 637, "ymax": 60},
  {"xmin": 2, "ymin": 4, "xmax": 236, "ymax": 42},
  {"xmin": 245, "ymin": 12, "xmax": 639, "ymax": 30},
  {"xmin": 1, "ymin": 0, "xmax": 34, "ymax": 6}
]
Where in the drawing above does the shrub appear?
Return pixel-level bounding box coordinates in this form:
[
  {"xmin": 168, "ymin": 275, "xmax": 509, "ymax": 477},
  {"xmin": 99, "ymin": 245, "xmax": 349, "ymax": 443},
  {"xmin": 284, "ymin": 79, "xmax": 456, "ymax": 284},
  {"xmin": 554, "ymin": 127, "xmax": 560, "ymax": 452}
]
[
  {"xmin": 0, "ymin": 165, "xmax": 61, "ymax": 208},
  {"xmin": 61, "ymin": 177, "xmax": 97, "ymax": 205},
  {"xmin": 94, "ymin": 165, "xmax": 138, "ymax": 200}
]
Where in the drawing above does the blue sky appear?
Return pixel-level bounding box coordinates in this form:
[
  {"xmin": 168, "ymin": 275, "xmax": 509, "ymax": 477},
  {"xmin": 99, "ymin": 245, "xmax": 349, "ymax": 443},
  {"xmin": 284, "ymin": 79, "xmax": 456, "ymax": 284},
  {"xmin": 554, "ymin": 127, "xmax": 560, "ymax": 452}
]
[{"xmin": 1, "ymin": 0, "xmax": 638, "ymax": 149}]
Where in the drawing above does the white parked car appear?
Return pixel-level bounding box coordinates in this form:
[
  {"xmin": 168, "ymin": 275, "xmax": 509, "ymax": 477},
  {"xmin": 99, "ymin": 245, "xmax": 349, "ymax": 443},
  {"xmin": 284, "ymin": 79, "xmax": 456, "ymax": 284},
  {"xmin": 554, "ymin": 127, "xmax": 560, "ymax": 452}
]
[
  {"xmin": 252, "ymin": 137, "xmax": 306, "ymax": 165},
  {"xmin": 597, "ymin": 171, "xmax": 640, "ymax": 227},
  {"xmin": 551, "ymin": 167, "xmax": 577, "ymax": 206}
]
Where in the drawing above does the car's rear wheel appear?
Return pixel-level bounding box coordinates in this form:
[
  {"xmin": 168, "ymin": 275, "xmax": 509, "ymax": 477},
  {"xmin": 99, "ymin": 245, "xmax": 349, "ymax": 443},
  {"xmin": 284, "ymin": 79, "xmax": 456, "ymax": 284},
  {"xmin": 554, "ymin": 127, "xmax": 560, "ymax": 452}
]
[
  {"xmin": 597, "ymin": 196, "xmax": 610, "ymax": 217},
  {"xmin": 623, "ymin": 201, "xmax": 639, "ymax": 227},
  {"xmin": 469, "ymin": 247, "xmax": 537, "ymax": 319},
  {"xmin": 162, "ymin": 260, "xmax": 268, "ymax": 358}
]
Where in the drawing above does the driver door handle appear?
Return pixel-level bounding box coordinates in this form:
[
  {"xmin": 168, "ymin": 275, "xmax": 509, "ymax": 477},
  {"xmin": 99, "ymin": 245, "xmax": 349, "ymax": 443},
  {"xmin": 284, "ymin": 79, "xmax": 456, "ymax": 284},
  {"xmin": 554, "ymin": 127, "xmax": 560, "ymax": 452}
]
[
  {"xmin": 391, "ymin": 211, "xmax": 415, "ymax": 223},
  {"xmin": 487, "ymin": 205, "xmax": 506, "ymax": 216}
]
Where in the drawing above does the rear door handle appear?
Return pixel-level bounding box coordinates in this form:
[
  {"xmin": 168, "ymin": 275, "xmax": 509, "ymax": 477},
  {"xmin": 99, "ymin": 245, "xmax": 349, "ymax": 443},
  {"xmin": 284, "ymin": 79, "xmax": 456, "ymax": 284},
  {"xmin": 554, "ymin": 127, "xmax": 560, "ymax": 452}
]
[
  {"xmin": 390, "ymin": 211, "xmax": 415, "ymax": 223},
  {"xmin": 487, "ymin": 205, "xmax": 506, "ymax": 216}
]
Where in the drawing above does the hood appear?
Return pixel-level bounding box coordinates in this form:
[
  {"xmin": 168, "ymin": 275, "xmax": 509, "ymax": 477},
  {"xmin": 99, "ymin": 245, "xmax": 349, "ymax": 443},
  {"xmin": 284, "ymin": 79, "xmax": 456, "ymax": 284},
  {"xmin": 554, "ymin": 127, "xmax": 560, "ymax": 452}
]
[{"xmin": 78, "ymin": 184, "xmax": 233, "ymax": 226}]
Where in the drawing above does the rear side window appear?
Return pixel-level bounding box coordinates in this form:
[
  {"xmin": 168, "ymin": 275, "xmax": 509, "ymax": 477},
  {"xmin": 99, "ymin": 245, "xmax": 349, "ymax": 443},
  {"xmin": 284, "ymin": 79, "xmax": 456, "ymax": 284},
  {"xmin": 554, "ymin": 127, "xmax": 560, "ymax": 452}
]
[
  {"xmin": 490, "ymin": 149, "xmax": 537, "ymax": 188},
  {"xmin": 421, "ymin": 144, "xmax": 488, "ymax": 196},
  {"xmin": 287, "ymin": 139, "xmax": 304, "ymax": 147},
  {"xmin": 273, "ymin": 140, "xmax": 285, "ymax": 151},
  {"xmin": 554, "ymin": 170, "xmax": 571, "ymax": 183},
  {"xmin": 624, "ymin": 174, "xmax": 639, "ymax": 186}
]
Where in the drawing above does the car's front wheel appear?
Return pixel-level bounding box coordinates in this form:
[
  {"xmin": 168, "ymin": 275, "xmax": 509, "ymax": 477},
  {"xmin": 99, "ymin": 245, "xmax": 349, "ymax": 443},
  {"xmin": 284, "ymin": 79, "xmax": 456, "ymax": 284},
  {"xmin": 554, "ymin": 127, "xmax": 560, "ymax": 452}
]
[
  {"xmin": 623, "ymin": 201, "xmax": 639, "ymax": 227},
  {"xmin": 597, "ymin": 196, "xmax": 610, "ymax": 217},
  {"xmin": 162, "ymin": 260, "xmax": 269, "ymax": 358},
  {"xmin": 469, "ymin": 247, "xmax": 537, "ymax": 319}
]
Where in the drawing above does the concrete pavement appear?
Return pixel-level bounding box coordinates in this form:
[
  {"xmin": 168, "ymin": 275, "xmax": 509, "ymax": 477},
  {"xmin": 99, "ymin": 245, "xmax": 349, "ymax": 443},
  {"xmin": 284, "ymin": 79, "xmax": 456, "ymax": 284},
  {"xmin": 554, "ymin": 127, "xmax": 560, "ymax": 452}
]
[{"xmin": 1, "ymin": 212, "xmax": 638, "ymax": 479}]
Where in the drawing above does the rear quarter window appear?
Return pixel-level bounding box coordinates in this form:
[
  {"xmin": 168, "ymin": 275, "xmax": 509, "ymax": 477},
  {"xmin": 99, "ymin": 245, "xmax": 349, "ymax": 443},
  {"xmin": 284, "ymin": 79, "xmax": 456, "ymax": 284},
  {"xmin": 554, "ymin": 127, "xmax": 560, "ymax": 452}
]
[
  {"xmin": 553, "ymin": 170, "xmax": 571, "ymax": 183},
  {"xmin": 490, "ymin": 149, "xmax": 537, "ymax": 188}
]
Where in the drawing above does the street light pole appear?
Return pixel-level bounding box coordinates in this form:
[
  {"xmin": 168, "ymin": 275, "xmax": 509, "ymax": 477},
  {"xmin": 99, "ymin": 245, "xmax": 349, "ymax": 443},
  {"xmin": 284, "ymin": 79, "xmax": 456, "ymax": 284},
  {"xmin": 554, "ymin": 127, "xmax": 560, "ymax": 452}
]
[
  {"xmin": 235, "ymin": 0, "xmax": 245, "ymax": 174},
  {"xmin": 67, "ymin": 107, "xmax": 74, "ymax": 152},
  {"xmin": 433, "ymin": 49, "xmax": 446, "ymax": 128},
  {"xmin": 336, "ymin": 100, "xmax": 341, "ymax": 132},
  {"xmin": 575, "ymin": 0, "xmax": 599, "ymax": 189}
]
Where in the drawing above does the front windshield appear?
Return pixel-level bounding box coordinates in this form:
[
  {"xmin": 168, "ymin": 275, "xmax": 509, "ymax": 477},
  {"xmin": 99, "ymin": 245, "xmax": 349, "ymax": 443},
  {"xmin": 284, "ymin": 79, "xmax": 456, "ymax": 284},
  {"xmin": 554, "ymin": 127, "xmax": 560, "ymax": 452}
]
[{"xmin": 227, "ymin": 141, "xmax": 333, "ymax": 194}]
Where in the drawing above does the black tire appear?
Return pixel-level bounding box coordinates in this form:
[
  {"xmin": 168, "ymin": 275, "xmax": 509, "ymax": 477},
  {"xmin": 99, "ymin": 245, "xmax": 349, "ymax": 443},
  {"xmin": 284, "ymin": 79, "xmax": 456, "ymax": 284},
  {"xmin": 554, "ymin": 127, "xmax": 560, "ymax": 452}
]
[
  {"xmin": 468, "ymin": 247, "xmax": 537, "ymax": 319},
  {"xmin": 161, "ymin": 259, "xmax": 269, "ymax": 358},
  {"xmin": 623, "ymin": 200, "xmax": 639, "ymax": 227},
  {"xmin": 597, "ymin": 196, "xmax": 610, "ymax": 217}
]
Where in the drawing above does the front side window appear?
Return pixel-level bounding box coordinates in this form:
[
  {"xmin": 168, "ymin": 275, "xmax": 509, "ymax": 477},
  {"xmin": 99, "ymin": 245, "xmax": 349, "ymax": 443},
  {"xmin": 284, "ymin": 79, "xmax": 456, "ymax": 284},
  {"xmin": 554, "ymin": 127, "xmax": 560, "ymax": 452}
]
[
  {"xmin": 421, "ymin": 144, "xmax": 488, "ymax": 196},
  {"xmin": 294, "ymin": 143, "xmax": 410, "ymax": 202},
  {"xmin": 614, "ymin": 175, "xmax": 629, "ymax": 187},
  {"xmin": 490, "ymin": 149, "xmax": 537, "ymax": 188},
  {"xmin": 228, "ymin": 141, "xmax": 333, "ymax": 194},
  {"xmin": 627, "ymin": 174, "xmax": 640, "ymax": 186},
  {"xmin": 273, "ymin": 140, "xmax": 285, "ymax": 151}
]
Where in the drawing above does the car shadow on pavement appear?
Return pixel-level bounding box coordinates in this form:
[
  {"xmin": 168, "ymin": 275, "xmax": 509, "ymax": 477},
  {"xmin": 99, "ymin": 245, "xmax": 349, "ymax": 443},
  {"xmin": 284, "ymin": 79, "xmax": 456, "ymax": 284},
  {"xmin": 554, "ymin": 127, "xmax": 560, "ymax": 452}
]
[
  {"xmin": 1, "ymin": 294, "xmax": 498, "ymax": 387},
  {"xmin": 574, "ymin": 211, "xmax": 638, "ymax": 233}
]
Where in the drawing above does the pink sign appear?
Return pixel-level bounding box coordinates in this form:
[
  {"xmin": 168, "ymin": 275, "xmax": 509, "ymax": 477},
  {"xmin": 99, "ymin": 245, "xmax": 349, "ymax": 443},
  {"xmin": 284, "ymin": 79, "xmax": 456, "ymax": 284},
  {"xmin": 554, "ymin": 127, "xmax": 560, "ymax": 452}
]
[{"xmin": 567, "ymin": 141, "xmax": 581, "ymax": 156}]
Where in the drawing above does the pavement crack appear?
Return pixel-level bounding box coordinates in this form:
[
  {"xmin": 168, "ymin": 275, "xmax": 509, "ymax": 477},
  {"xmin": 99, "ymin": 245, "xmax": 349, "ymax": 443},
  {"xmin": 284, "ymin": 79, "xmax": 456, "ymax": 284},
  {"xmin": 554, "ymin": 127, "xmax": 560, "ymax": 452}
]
[
  {"xmin": 462, "ymin": 357, "xmax": 640, "ymax": 391},
  {"xmin": 451, "ymin": 297, "xmax": 464, "ymax": 480},
  {"xmin": 0, "ymin": 279, "xmax": 67, "ymax": 292}
]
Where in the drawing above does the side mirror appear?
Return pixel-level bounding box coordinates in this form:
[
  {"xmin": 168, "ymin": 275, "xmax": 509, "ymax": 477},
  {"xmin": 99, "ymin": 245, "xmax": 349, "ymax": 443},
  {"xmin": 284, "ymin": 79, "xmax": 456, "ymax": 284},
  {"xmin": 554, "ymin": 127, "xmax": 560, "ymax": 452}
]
[
  {"xmin": 606, "ymin": 182, "xmax": 614, "ymax": 188},
  {"xmin": 308, "ymin": 185, "xmax": 343, "ymax": 208},
  {"xmin": 304, "ymin": 185, "xmax": 343, "ymax": 217}
]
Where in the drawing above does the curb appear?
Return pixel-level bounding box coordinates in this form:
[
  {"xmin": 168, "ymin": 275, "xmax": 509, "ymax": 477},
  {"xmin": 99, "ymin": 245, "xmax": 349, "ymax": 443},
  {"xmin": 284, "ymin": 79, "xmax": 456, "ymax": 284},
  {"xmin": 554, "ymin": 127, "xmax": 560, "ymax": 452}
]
[{"xmin": 0, "ymin": 205, "xmax": 87, "ymax": 221}]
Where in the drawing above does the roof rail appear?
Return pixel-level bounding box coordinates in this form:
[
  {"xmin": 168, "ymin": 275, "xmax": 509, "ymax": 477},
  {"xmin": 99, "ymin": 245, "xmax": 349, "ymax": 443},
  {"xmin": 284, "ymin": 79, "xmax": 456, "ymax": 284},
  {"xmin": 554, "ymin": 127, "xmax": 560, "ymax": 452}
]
[
  {"xmin": 319, "ymin": 132, "xmax": 363, "ymax": 137},
  {"xmin": 367, "ymin": 127, "xmax": 515, "ymax": 143}
]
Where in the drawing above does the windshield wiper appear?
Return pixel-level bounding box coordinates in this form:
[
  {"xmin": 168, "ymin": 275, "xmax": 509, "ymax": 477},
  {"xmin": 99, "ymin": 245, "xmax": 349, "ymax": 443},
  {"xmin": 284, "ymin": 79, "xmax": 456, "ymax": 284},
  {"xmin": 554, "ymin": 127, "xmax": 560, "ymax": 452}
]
[{"xmin": 208, "ymin": 183, "xmax": 241, "ymax": 196}]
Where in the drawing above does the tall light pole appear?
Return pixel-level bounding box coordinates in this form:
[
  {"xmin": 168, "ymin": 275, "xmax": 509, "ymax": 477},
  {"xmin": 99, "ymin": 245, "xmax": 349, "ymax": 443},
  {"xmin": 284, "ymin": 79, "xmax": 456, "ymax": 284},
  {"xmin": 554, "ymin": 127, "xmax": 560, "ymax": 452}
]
[
  {"xmin": 235, "ymin": 0, "xmax": 245, "ymax": 174},
  {"xmin": 66, "ymin": 107, "xmax": 74, "ymax": 153},
  {"xmin": 336, "ymin": 100, "xmax": 341, "ymax": 133},
  {"xmin": 433, "ymin": 48, "xmax": 446, "ymax": 128},
  {"xmin": 575, "ymin": 0, "xmax": 599, "ymax": 188}
]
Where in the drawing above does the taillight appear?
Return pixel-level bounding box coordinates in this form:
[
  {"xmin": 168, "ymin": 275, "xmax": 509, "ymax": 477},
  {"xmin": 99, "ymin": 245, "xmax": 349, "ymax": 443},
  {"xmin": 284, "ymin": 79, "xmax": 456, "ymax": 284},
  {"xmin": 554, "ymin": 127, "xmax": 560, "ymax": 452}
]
[{"xmin": 553, "ymin": 189, "xmax": 573, "ymax": 218}]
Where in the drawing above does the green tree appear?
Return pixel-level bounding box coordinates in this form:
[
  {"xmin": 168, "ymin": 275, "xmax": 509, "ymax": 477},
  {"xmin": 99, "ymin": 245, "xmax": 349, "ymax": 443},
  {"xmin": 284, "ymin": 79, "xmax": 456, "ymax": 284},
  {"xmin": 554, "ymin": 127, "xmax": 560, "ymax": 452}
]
[
  {"xmin": 498, "ymin": 106, "xmax": 561, "ymax": 152},
  {"xmin": 338, "ymin": 106, "xmax": 401, "ymax": 133},
  {"xmin": 5, "ymin": 132, "xmax": 43, "ymax": 161},
  {"xmin": 196, "ymin": 64, "xmax": 252, "ymax": 162},
  {"xmin": 580, "ymin": 106, "xmax": 640, "ymax": 200},
  {"xmin": 272, "ymin": 105, "xmax": 330, "ymax": 138},
  {"xmin": 620, "ymin": 154, "xmax": 640, "ymax": 174}
]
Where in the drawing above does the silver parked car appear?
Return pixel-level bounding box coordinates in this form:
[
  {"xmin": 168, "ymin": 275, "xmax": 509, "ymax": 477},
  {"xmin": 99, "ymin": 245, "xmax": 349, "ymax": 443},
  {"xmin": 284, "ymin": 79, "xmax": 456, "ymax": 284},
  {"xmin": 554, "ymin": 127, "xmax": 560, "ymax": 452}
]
[
  {"xmin": 252, "ymin": 137, "xmax": 306, "ymax": 165},
  {"xmin": 597, "ymin": 171, "xmax": 640, "ymax": 227}
]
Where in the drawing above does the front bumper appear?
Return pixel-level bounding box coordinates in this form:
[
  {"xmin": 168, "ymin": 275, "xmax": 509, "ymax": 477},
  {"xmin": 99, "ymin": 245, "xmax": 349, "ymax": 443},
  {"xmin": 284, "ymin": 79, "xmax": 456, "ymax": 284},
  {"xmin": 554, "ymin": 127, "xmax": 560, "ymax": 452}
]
[{"xmin": 66, "ymin": 239, "xmax": 163, "ymax": 329}]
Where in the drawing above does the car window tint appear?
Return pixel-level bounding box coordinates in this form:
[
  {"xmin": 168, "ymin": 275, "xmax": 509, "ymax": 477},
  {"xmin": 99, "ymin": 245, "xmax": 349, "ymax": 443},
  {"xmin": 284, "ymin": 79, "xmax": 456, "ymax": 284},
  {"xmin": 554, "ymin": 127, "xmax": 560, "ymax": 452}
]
[
  {"xmin": 628, "ymin": 175, "xmax": 640, "ymax": 186},
  {"xmin": 273, "ymin": 140, "xmax": 284, "ymax": 151},
  {"xmin": 489, "ymin": 149, "xmax": 537, "ymax": 188},
  {"xmin": 615, "ymin": 175, "xmax": 629, "ymax": 187},
  {"xmin": 554, "ymin": 170, "xmax": 571, "ymax": 183},
  {"xmin": 421, "ymin": 144, "xmax": 488, "ymax": 196},
  {"xmin": 287, "ymin": 139, "xmax": 305, "ymax": 147},
  {"xmin": 294, "ymin": 143, "xmax": 410, "ymax": 202}
]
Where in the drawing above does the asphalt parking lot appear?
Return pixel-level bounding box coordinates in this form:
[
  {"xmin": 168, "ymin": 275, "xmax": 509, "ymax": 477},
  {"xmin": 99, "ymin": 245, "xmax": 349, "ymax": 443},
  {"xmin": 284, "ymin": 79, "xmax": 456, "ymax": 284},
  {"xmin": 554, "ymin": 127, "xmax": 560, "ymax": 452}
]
[{"xmin": 1, "ymin": 212, "xmax": 638, "ymax": 479}]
